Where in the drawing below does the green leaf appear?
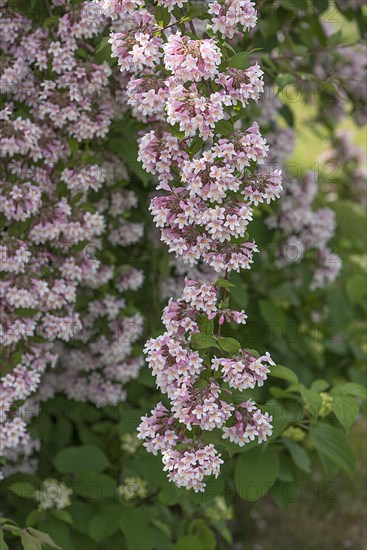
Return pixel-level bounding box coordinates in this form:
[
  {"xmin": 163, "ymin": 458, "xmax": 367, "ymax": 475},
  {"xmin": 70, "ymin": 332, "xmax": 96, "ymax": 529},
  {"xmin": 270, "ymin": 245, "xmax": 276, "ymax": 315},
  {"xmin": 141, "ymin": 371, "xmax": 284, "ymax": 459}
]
[
  {"xmin": 89, "ymin": 505, "xmax": 121, "ymax": 543},
  {"xmin": 174, "ymin": 536, "xmax": 204, "ymax": 550},
  {"xmin": 0, "ymin": 530, "xmax": 9, "ymax": 550},
  {"xmin": 50, "ymin": 510, "xmax": 73, "ymax": 525},
  {"xmin": 216, "ymin": 278, "xmax": 235, "ymax": 290},
  {"xmin": 69, "ymin": 502, "xmax": 94, "ymax": 536},
  {"xmin": 277, "ymin": 457, "xmax": 295, "ymax": 482},
  {"xmin": 235, "ymin": 446, "xmax": 279, "ymax": 500},
  {"xmin": 333, "ymin": 396, "xmax": 359, "ymax": 434},
  {"xmin": 278, "ymin": 104, "xmax": 294, "ymax": 127},
  {"xmin": 262, "ymin": 401, "xmax": 294, "ymax": 439},
  {"xmin": 120, "ymin": 507, "xmax": 155, "ymax": 550},
  {"xmin": 25, "ymin": 511, "xmax": 45, "ymax": 528},
  {"xmin": 331, "ymin": 382, "xmax": 366, "ymax": 400},
  {"xmin": 299, "ymin": 387, "xmax": 322, "ymax": 420},
  {"xmin": 217, "ymin": 337, "xmax": 241, "ymax": 354},
  {"xmin": 214, "ymin": 119, "xmax": 234, "ymax": 137},
  {"xmin": 189, "ymin": 521, "xmax": 216, "ymax": 550},
  {"xmin": 228, "ymin": 51, "xmax": 250, "ymax": 69},
  {"xmin": 190, "ymin": 333, "xmax": 218, "ymax": 350},
  {"xmin": 311, "ymin": 379, "xmax": 329, "ymax": 392},
  {"xmin": 309, "ymin": 423, "xmax": 356, "ymax": 478},
  {"xmin": 259, "ymin": 300, "xmax": 287, "ymax": 335},
  {"xmin": 282, "ymin": 440, "xmax": 311, "ymax": 473},
  {"xmin": 270, "ymin": 364, "xmax": 298, "ymax": 384},
  {"xmin": 53, "ymin": 445, "xmax": 109, "ymax": 474},
  {"xmin": 271, "ymin": 480, "xmax": 300, "ymax": 509},
  {"xmin": 20, "ymin": 531, "xmax": 42, "ymax": 550},
  {"xmin": 95, "ymin": 36, "xmax": 109, "ymax": 54},
  {"xmin": 73, "ymin": 472, "xmax": 116, "ymax": 499},
  {"xmin": 182, "ymin": 3, "xmax": 207, "ymax": 20},
  {"xmin": 155, "ymin": 5, "xmax": 171, "ymax": 27},
  {"xmin": 9, "ymin": 482, "xmax": 35, "ymax": 499},
  {"xmin": 197, "ymin": 315, "xmax": 214, "ymax": 336},
  {"xmin": 276, "ymin": 73, "xmax": 294, "ymax": 90},
  {"xmin": 26, "ymin": 529, "xmax": 62, "ymax": 550},
  {"xmin": 346, "ymin": 274, "xmax": 367, "ymax": 305}
]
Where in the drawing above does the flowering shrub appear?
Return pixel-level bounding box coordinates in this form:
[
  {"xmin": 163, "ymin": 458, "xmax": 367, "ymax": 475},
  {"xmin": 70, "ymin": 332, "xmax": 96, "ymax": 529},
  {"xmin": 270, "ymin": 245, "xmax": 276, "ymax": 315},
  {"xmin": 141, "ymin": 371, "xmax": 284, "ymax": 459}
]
[
  {"xmin": 0, "ymin": 0, "xmax": 366, "ymax": 549},
  {"xmin": 0, "ymin": 0, "xmax": 144, "ymax": 478}
]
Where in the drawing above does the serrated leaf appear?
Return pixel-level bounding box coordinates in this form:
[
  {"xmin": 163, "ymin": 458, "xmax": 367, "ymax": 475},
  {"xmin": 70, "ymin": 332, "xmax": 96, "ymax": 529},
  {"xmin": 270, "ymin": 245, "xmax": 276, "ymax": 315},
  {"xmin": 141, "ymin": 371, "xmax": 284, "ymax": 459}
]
[{"xmin": 331, "ymin": 382, "xmax": 366, "ymax": 400}]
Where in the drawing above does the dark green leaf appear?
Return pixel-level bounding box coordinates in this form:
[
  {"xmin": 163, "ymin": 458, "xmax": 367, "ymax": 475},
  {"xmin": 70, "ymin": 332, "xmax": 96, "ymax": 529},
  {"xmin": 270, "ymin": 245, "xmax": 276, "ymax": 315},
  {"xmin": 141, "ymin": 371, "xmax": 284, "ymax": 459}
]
[
  {"xmin": 235, "ymin": 446, "xmax": 279, "ymax": 500},
  {"xmin": 53, "ymin": 445, "xmax": 109, "ymax": 474},
  {"xmin": 217, "ymin": 337, "xmax": 241, "ymax": 353},
  {"xmin": 309, "ymin": 423, "xmax": 356, "ymax": 478}
]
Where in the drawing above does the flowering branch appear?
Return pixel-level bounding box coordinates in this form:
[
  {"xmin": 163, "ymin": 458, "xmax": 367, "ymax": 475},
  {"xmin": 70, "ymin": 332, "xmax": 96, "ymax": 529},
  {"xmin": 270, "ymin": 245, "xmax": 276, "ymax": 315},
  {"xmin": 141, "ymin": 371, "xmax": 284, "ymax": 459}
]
[{"xmin": 99, "ymin": 0, "xmax": 283, "ymax": 491}]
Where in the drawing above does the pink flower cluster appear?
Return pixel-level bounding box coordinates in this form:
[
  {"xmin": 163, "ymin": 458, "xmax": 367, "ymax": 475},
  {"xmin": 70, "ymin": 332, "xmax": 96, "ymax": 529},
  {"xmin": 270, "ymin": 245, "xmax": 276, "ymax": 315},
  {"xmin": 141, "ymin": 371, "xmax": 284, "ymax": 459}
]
[
  {"xmin": 163, "ymin": 33, "xmax": 222, "ymax": 83},
  {"xmin": 209, "ymin": 0, "xmax": 257, "ymax": 38},
  {"xmin": 267, "ymin": 171, "xmax": 342, "ymax": 289},
  {"xmin": 100, "ymin": 0, "xmax": 280, "ymax": 491},
  {"xmin": 222, "ymin": 400, "xmax": 273, "ymax": 446},
  {"xmin": 212, "ymin": 351, "xmax": 274, "ymax": 391}
]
